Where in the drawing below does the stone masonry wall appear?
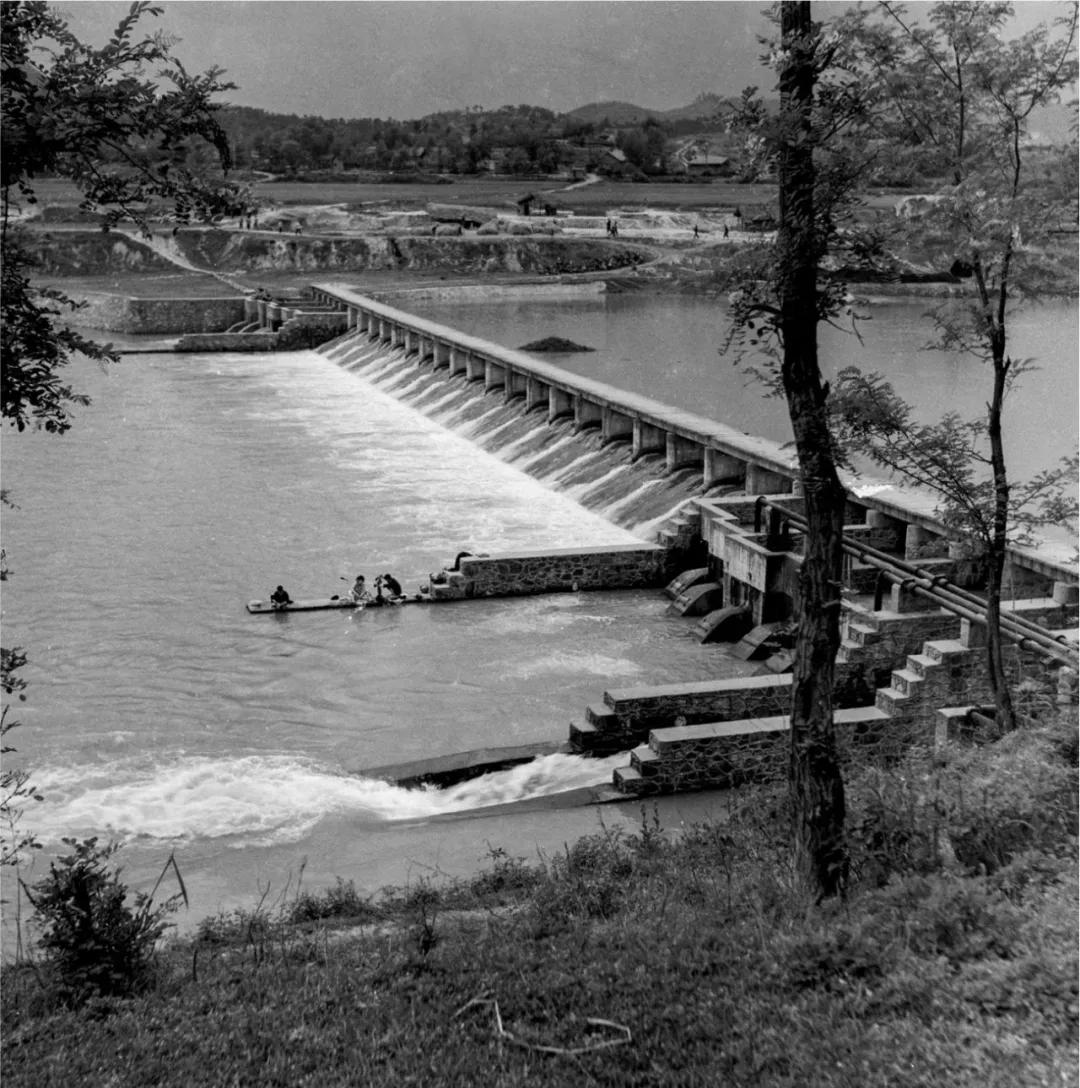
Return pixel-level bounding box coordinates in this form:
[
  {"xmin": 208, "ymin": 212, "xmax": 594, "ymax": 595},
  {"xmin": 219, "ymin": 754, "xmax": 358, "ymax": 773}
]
[
  {"xmin": 430, "ymin": 545, "xmax": 669, "ymax": 599},
  {"xmin": 72, "ymin": 294, "xmax": 246, "ymax": 334},
  {"xmin": 606, "ymin": 674, "xmax": 793, "ymax": 729},
  {"xmin": 840, "ymin": 605, "xmax": 963, "ymax": 677},
  {"xmin": 628, "ymin": 708, "xmax": 934, "ymax": 795}
]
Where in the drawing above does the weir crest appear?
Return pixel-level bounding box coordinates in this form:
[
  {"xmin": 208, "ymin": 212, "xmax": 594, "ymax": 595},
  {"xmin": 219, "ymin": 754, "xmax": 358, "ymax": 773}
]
[{"xmin": 318, "ymin": 333, "xmax": 714, "ymax": 535}]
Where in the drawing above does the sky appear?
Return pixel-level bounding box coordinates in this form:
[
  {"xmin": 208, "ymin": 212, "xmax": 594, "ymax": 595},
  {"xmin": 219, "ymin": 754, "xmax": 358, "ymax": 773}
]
[{"xmin": 57, "ymin": 1, "xmax": 1072, "ymax": 121}]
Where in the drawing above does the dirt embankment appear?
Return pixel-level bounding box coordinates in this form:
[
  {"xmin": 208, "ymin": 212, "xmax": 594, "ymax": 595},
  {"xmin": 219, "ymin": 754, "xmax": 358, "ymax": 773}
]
[{"xmin": 25, "ymin": 228, "xmax": 652, "ymax": 280}]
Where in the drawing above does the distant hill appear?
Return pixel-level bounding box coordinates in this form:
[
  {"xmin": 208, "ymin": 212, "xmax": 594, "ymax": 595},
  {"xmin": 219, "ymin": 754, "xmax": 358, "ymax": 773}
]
[
  {"xmin": 564, "ymin": 100, "xmax": 658, "ymax": 125},
  {"xmin": 566, "ymin": 93, "xmax": 775, "ymax": 129}
]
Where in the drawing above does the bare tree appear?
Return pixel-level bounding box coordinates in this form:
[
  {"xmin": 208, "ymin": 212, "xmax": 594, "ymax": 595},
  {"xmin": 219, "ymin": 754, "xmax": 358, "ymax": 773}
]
[{"xmin": 833, "ymin": 1, "xmax": 1079, "ymax": 730}]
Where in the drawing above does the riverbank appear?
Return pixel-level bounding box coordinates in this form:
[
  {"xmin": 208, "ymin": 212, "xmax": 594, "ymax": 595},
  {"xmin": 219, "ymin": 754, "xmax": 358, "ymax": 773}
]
[
  {"xmin": 3, "ymin": 713, "xmax": 1076, "ymax": 1088},
  {"xmin": 23, "ymin": 181, "xmax": 1078, "ymax": 302}
]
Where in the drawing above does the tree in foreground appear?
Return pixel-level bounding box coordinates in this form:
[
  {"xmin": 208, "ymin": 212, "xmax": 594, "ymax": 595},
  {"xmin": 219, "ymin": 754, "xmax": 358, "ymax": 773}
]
[
  {"xmin": 726, "ymin": 0, "xmax": 871, "ymax": 898},
  {"xmin": 1, "ymin": 0, "xmax": 238, "ymax": 434},
  {"xmin": 832, "ymin": 0, "xmax": 1079, "ymax": 731}
]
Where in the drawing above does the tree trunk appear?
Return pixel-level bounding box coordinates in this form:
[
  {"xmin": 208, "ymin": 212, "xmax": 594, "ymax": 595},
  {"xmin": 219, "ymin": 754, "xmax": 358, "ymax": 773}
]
[
  {"xmin": 985, "ymin": 344, "xmax": 1017, "ymax": 731},
  {"xmin": 779, "ymin": 0, "xmax": 850, "ymax": 898}
]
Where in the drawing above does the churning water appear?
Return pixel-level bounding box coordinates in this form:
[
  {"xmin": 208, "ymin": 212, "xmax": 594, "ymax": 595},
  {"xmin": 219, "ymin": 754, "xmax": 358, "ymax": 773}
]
[{"xmin": 2, "ymin": 340, "xmax": 753, "ymax": 925}]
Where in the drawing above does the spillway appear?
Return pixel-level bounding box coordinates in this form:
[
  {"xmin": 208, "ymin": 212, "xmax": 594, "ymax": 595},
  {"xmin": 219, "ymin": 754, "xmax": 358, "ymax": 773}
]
[{"xmin": 319, "ymin": 333, "xmax": 717, "ymax": 536}]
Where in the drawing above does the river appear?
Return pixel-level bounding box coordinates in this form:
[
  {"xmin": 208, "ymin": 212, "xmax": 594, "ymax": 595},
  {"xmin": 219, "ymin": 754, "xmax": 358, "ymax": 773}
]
[
  {"xmin": 1, "ymin": 341, "xmax": 753, "ymax": 932},
  {"xmin": 412, "ymin": 292, "xmax": 1078, "ymax": 479},
  {"xmin": 2, "ymin": 291, "xmax": 1074, "ymax": 932}
]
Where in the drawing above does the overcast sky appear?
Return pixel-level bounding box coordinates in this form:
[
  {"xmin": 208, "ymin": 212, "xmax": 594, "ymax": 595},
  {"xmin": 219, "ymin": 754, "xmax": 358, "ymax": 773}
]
[{"xmin": 57, "ymin": 1, "xmax": 1070, "ymax": 120}]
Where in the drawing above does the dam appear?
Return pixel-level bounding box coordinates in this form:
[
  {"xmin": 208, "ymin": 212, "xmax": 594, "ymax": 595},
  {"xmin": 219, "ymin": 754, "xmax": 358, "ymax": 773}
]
[
  {"xmin": 5, "ymin": 282, "xmax": 1076, "ymax": 926},
  {"xmin": 304, "ymin": 286, "xmax": 1078, "ymax": 796}
]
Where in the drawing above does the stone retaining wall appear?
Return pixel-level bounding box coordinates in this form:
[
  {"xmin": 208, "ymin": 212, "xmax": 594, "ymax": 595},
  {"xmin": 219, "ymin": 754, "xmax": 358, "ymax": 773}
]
[
  {"xmin": 68, "ymin": 293, "xmax": 245, "ymax": 334},
  {"xmin": 625, "ymin": 706, "xmax": 930, "ymax": 794},
  {"xmin": 429, "ymin": 545, "xmax": 669, "ymax": 599},
  {"xmin": 606, "ymin": 674, "xmax": 793, "ymax": 729}
]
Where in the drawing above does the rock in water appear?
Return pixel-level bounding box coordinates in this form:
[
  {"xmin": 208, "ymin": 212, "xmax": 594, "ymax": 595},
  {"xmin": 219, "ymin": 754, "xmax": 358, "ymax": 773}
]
[{"xmin": 518, "ymin": 336, "xmax": 595, "ymax": 353}]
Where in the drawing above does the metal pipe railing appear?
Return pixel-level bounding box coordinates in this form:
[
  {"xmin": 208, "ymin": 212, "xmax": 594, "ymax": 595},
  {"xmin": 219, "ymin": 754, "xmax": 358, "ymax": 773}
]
[{"xmin": 750, "ymin": 497, "xmax": 1078, "ymax": 667}]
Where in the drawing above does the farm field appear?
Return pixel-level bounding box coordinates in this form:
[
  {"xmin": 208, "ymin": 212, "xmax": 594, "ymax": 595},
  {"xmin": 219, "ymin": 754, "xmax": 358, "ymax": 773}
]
[
  {"xmin": 28, "ymin": 174, "xmax": 782, "ymax": 210},
  {"xmin": 24, "ymin": 173, "xmax": 913, "ymax": 219}
]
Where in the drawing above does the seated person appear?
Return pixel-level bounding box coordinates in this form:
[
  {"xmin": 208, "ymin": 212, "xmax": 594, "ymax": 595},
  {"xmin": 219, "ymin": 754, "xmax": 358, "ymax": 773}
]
[
  {"xmin": 348, "ymin": 575, "xmax": 370, "ymax": 604},
  {"xmin": 270, "ymin": 585, "xmax": 292, "ymax": 609},
  {"xmin": 381, "ymin": 572, "xmax": 403, "ymax": 599}
]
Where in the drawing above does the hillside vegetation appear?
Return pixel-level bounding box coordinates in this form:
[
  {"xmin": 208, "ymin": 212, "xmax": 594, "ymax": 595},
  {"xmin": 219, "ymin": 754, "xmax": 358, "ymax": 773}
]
[{"xmin": 3, "ymin": 711, "xmax": 1076, "ymax": 1088}]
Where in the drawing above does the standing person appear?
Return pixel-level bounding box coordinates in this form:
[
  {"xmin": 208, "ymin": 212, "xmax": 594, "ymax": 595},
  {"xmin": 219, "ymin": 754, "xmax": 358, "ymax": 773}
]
[
  {"xmin": 270, "ymin": 585, "xmax": 292, "ymax": 609},
  {"xmin": 693, "ymin": 224, "xmax": 700, "ymax": 239}
]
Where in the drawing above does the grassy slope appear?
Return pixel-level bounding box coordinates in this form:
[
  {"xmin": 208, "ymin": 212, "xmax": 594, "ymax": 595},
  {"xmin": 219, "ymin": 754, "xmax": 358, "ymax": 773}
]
[{"xmin": 3, "ymin": 715, "xmax": 1076, "ymax": 1088}]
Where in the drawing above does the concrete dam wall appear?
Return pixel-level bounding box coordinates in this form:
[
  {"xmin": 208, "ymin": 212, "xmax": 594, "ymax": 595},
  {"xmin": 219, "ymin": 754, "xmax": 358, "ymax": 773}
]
[{"xmin": 319, "ymin": 333, "xmax": 713, "ymax": 535}]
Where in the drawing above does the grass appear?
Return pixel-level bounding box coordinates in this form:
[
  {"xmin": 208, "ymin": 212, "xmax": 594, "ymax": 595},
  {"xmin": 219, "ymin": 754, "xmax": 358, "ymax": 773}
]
[{"xmin": 3, "ymin": 712, "xmax": 1076, "ymax": 1088}]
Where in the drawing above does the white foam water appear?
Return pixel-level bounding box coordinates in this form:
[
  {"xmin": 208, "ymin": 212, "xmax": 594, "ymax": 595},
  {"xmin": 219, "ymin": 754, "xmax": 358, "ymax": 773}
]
[{"xmin": 29, "ymin": 752, "xmax": 626, "ymax": 848}]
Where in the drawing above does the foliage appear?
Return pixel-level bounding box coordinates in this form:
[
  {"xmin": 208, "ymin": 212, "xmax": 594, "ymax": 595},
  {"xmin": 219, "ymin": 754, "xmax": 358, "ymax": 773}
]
[
  {"xmin": 830, "ymin": 365, "xmax": 1079, "ymax": 548},
  {"xmin": 1, "ymin": 645, "xmax": 43, "ymax": 870},
  {"xmin": 0, "ymin": 239, "xmax": 108, "ymax": 433},
  {"xmin": 21, "ymin": 838, "xmax": 187, "ymax": 1003},
  {"xmin": 1, "ymin": 0, "xmax": 238, "ymax": 434},
  {"xmin": 2, "ymin": 722, "xmax": 1075, "ymax": 1087},
  {"xmin": 832, "ymin": 1, "xmax": 1079, "ymax": 730}
]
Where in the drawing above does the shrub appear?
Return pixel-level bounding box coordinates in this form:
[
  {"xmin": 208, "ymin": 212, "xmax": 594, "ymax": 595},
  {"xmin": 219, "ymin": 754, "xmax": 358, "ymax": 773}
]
[
  {"xmin": 467, "ymin": 845, "xmax": 543, "ymax": 901},
  {"xmin": 24, "ymin": 838, "xmax": 184, "ymax": 1004},
  {"xmin": 286, "ymin": 877, "xmax": 378, "ymax": 924},
  {"xmin": 529, "ymin": 828, "xmax": 635, "ymax": 932}
]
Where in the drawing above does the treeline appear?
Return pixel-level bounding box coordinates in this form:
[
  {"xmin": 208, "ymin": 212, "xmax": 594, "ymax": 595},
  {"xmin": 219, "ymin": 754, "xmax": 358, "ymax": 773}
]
[{"xmin": 214, "ymin": 102, "xmax": 728, "ymax": 177}]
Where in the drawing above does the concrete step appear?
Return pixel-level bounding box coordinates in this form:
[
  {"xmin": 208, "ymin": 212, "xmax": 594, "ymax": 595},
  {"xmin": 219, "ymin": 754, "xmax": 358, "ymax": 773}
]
[
  {"xmin": 630, "ymin": 745, "xmax": 660, "ymax": 775},
  {"xmin": 846, "ymin": 622, "xmax": 880, "ymax": 647},
  {"xmin": 906, "ymin": 653, "xmax": 939, "ymax": 678},
  {"xmin": 890, "ymin": 668, "xmax": 923, "ymax": 698},
  {"xmin": 875, "ymin": 687, "xmax": 910, "ymax": 717},
  {"xmin": 612, "ymin": 766, "xmax": 649, "ymax": 795},
  {"xmin": 568, "ymin": 721, "xmax": 632, "ymax": 755},
  {"xmin": 567, "ymin": 721, "xmax": 598, "ymax": 752},
  {"xmin": 586, "ymin": 702, "xmax": 621, "ymax": 730},
  {"xmin": 923, "ymin": 639, "xmax": 968, "ymax": 664}
]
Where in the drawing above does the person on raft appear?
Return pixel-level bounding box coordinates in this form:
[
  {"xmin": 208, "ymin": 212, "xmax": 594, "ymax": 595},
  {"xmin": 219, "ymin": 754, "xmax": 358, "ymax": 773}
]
[
  {"xmin": 270, "ymin": 585, "xmax": 292, "ymax": 609},
  {"xmin": 381, "ymin": 573, "xmax": 403, "ymax": 599},
  {"xmin": 348, "ymin": 575, "xmax": 371, "ymax": 604}
]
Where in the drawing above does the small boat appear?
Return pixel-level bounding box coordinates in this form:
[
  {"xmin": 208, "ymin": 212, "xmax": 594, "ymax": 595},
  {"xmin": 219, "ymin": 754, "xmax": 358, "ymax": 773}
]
[
  {"xmin": 246, "ymin": 597, "xmax": 361, "ymax": 614},
  {"xmin": 246, "ymin": 594, "xmax": 418, "ymax": 615}
]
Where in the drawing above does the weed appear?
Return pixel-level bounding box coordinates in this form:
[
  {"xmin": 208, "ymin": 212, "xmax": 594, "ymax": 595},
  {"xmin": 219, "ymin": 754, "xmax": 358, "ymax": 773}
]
[
  {"xmin": 22, "ymin": 838, "xmax": 185, "ymax": 1004},
  {"xmin": 286, "ymin": 877, "xmax": 378, "ymax": 925},
  {"xmin": 468, "ymin": 844, "xmax": 543, "ymax": 900}
]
